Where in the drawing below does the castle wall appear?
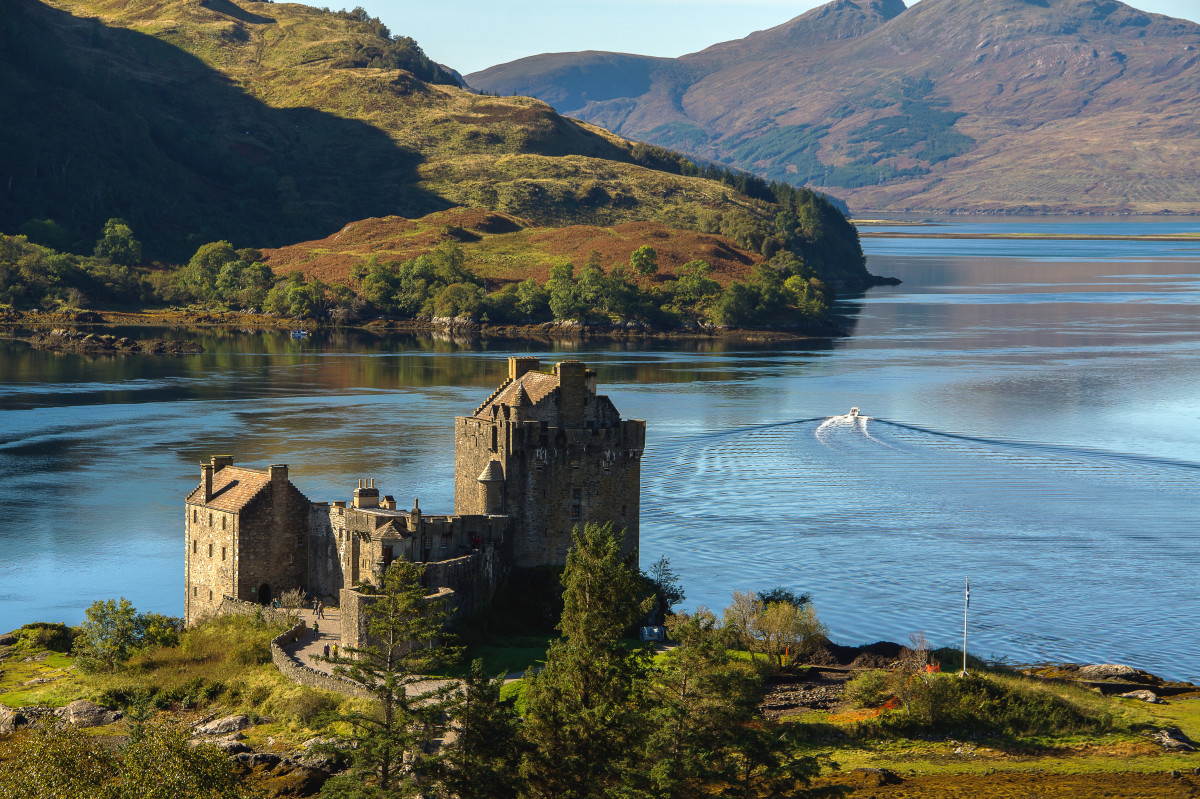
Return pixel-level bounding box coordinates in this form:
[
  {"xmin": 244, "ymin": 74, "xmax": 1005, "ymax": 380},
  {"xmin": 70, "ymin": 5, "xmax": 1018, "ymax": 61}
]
[
  {"xmin": 233, "ymin": 478, "xmax": 310, "ymax": 607},
  {"xmin": 307, "ymin": 503, "xmax": 344, "ymax": 600},
  {"xmin": 185, "ymin": 506, "xmax": 237, "ymax": 625}
]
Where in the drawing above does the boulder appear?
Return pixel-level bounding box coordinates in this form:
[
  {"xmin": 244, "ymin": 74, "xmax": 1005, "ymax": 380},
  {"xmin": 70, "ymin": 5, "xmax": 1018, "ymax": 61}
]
[
  {"xmin": 1078, "ymin": 663, "xmax": 1138, "ymax": 679},
  {"xmin": 196, "ymin": 713, "xmax": 252, "ymax": 736},
  {"xmin": 1118, "ymin": 689, "xmax": 1164, "ymax": 703},
  {"xmin": 212, "ymin": 738, "xmax": 252, "ymax": 755},
  {"xmin": 54, "ymin": 700, "xmax": 121, "ymax": 728},
  {"xmin": 1142, "ymin": 727, "xmax": 1197, "ymax": 752},
  {"xmin": 0, "ymin": 704, "xmax": 26, "ymax": 733}
]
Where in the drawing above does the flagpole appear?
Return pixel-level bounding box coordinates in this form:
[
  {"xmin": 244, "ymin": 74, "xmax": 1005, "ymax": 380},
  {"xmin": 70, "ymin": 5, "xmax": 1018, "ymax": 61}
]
[{"xmin": 961, "ymin": 576, "xmax": 970, "ymax": 677}]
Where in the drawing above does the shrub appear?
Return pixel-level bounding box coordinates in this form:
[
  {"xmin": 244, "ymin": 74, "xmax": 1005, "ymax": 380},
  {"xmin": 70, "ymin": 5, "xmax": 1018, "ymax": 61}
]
[
  {"xmin": 16, "ymin": 621, "xmax": 75, "ymax": 653},
  {"xmin": 844, "ymin": 670, "xmax": 890, "ymax": 708},
  {"xmin": 279, "ymin": 587, "xmax": 307, "ymax": 609},
  {"xmin": 278, "ymin": 690, "xmax": 341, "ymax": 727}
]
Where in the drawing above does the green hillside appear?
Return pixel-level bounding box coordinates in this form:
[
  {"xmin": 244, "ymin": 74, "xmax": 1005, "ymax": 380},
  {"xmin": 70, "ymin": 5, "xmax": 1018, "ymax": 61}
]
[{"xmin": 0, "ymin": 0, "xmax": 871, "ymax": 293}]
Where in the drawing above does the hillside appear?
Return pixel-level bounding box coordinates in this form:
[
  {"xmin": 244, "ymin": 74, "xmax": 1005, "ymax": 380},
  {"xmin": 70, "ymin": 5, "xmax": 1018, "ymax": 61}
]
[
  {"xmin": 468, "ymin": 0, "xmax": 1200, "ymax": 214},
  {"xmin": 0, "ymin": 0, "xmax": 871, "ymax": 294},
  {"xmin": 262, "ymin": 207, "xmax": 766, "ymax": 287}
]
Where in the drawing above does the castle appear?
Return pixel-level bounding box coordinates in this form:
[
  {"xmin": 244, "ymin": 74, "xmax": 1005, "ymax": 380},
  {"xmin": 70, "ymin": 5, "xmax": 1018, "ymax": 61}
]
[{"xmin": 184, "ymin": 357, "xmax": 646, "ymax": 629}]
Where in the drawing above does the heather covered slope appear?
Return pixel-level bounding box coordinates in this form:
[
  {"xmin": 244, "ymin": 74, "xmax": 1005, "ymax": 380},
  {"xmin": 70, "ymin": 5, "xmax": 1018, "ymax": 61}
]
[
  {"xmin": 468, "ymin": 0, "xmax": 1200, "ymax": 214},
  {"xmin": 1, "ymin": 0, "xmax": 868, "ymax": 287},
  {"xmin": 261, "ymin": 207, "xmax": 767, "ymax": 287}
]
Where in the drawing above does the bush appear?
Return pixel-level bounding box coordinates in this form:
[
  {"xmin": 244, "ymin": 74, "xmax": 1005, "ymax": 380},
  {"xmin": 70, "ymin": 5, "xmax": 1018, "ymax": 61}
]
[
  {"xmin": 16, "ymin": 621, "xmax": 75, "ymax": 653},
  {"xmin": 843, "ymin": 669, "xmax": 890, "ymax": 708},
  {"xmin": 278, "ymin": 690, "xmax": 342, "ymax": 727},
  {"xmin": 279, "ymin": 587, "xmax": 307, "ymax": 609}
]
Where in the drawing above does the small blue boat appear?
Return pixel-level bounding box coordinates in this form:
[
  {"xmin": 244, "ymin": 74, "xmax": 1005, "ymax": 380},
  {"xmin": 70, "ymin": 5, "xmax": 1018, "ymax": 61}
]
[{"xmin": 290, "ymin": 329, "xmax": 309, "ymax": 339}]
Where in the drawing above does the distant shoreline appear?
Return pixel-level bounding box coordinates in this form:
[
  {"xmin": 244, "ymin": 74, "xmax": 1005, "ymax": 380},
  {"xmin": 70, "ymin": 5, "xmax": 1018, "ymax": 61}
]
[
  {"xmin": 0, "ymin": 308, "xmax": 846, "ymax": 346},
  {"xmin": 856, "ymin": 229, "xmax": 1200, "ymax": 242}
]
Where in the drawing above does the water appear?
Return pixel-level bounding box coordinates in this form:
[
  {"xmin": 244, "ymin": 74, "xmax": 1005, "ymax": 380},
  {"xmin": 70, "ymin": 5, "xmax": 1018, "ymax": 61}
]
[{"xmin": 2, "ymin": 216, "xmax": 1199, "ymax": 681}]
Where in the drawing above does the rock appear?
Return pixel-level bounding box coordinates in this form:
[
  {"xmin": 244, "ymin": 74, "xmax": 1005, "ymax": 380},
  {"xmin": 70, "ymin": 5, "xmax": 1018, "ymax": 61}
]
[
  {"xmin": 1142, "ymin": 727, "xmax": 1197, "ymax": 752},
  {"xmin": 0, "ymin": 633, "xmax": 17, "ymax": 646},
  {"xmin": 1118, "ymin": 689, "xmax": 1164, "ymax": 703},
  {"xmin": 196, "ymin": 713, "xmax": 252, "ymax": 736},
  {"xmin": 0, "ymin": 704, "xmax": 26, "ymax": 733},
  {"xmin": 233, "ymin": 751, "xmax": 281, "ymax": 768},
  {"xmin": 850, "ymin": 767, "xmax": 903, "ymax": 787},
  {"xmin": 1078, "ymin": 663, "xmax": 1138, "ymax": 679},
  {"xmin": 54, "ymin": 700, "xmax": 122, "ymax": 728},
  {"xmin": 212, "ymin": 738, "xmax": 252, "ymax": 755}
]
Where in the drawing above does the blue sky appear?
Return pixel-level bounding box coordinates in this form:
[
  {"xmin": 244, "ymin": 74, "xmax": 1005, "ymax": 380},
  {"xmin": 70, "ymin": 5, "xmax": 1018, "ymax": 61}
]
[{"xmin": 347, "ymin": 0, "xmax": 1200, "ymax": 75}]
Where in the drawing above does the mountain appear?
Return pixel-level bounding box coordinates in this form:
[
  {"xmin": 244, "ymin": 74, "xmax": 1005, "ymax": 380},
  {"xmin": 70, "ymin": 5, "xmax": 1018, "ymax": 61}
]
[
  {"xmin": 468, "ymin": 0, "xmax": 1200, "ymax": 214},
  {"xmin": 0, "ymin": 0, "xmax": 866, "ymax": 288}
]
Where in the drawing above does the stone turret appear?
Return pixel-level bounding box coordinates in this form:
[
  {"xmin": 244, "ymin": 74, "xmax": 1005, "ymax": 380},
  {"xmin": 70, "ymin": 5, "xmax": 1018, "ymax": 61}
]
[{"xmin": 453, "ymin": 357, "xmax": 645, "ymax": 568}]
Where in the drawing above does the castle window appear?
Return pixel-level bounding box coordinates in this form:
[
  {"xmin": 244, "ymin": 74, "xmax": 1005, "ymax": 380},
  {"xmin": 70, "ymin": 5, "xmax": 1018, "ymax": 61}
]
[
  {"xmin": 571, "ymin": 505, "xmax": 581, "ymax": 521},
  {"xmin": 208, "ymin": 512, "xmax": 212, "ymax": 526},
  {"xmin": 222, "ymin": 516, "xmax": 227, "ymax": 530},
  {"xmin": 491, "ymin": 426, "xmax": 498, "ymax": 452},
  {"xmin": 208, "ymin": 543, "xmax": 213, "ymax": 557},
  {"xmin": 209, "ymin": 590, "xmax": 213, "ymax": 602},
  {"xmin": 193, "ymin": 586, "xmax": 197, "ymax": 596},
  {"xmin": 221, "ymin": 546, "xmax": 226, "ymax": 561},
  {"xmin": 193, "ymin": 540, "xmax": 197, "ymax": 554},
  {"xmin": 192, "ymin": 509, "xmax": 197, "ymax": 523}
]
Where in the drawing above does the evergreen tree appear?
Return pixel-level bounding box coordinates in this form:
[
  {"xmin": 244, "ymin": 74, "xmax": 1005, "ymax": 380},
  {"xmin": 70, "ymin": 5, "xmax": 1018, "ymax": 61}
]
[
  {"xmin": 321, "ymin": 561, "xmax": 460, "ymax": 796},
  {"xmin": 518, "ymin": 522, "xmax": 653, "ymax": 799},
  {"xmin": 435, "ymin": 659, "xmax": 523, "ymax": 799}
]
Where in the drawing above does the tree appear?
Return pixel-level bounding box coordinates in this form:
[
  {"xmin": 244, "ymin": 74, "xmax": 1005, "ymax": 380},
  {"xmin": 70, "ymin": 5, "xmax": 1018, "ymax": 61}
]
[
  {"xmin": 722, "ymin": 591, "xmax": 827, "ymax": 669},
  {"xmin": 644, "ymin": 556, "xmax": 685, "ymax": 623},
  {"xmin": 322, "ymin": 560, "xmax": 459, "ymax": 796},
  {"xmin": 514, "ymin": 278, "xmax": 550, "ymax": 320},
  {"xmin": 74, "ymin": 597, "xmax": 141, "ymax": 672},
  {"xmin": 519, "ymin": 522, "xmax": 653, "ymax": 799},
  {"xmin": 93, "ymin": 218, "xmax": 142, "ymax": 266},
  {"xmin": 546, "ymin": 263, "xmax": 580, "ymax": 320},
  {"xmin": 630, "ymin": 245, "xmax": 658, "ymax": 278},
  {"xmin": 643, "ymin": 609, "xmax": 760, "ymax": 798},
  {"xmin": 434, "ymin": 659, "xmax": 523, "ymax": 799}
]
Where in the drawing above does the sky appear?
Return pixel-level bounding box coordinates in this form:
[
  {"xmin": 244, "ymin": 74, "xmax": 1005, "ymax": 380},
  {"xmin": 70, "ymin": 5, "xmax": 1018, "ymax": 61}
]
[{"xmin": 346, "ymin": 0, "xmax": 1200, "ymax": 76}]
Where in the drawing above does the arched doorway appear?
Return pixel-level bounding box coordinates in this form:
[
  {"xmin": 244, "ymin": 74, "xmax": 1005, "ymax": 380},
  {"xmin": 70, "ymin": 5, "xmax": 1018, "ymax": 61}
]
[{"xmin": 258, "ymin": 583, "xmax": 272, "ymax": 606}]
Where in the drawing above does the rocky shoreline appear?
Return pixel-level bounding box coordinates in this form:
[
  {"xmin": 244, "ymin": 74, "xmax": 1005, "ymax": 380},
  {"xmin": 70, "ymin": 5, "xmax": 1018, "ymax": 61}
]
[
  {"xmin": 19, "ymin": 329, "xmax": 204, "ymax": 356},
  {"xmin": 0, "ymin": 307, "xmax": 847, "ymax": 345}
]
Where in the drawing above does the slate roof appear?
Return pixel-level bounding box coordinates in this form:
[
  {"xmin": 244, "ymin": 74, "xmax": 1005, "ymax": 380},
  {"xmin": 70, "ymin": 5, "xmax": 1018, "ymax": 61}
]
[
  {"xmin": 475, "ymin": 371, "xmax": 558, "ymax": 418},
  {"xmin": 185, "ymin": 467, "xmax": 272, "ymax": 513}
]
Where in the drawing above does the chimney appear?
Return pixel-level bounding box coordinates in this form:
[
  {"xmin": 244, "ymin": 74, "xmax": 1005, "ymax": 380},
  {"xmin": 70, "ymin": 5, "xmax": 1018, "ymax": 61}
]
[
  {"xmin": 382, "ymin": 495, "xmax": 397, "ymax": 510},
  {"xmin": 353, "ymin": 477, "xmax": 379, "ymax": 509},
  {"xmin": 555, "ymin": 360, "xmax": 586, "ymax": 427},
  {"xmin": 584, "ymin": 368, "xmax": 597, "ymax": 396},
  {"xmin": 269, "ymin": 464, "xmax": 288, "ymax": 484},
  {"xmin": 201, "ymin": 463, "xmax": 214, "ymax": 503},
  {"xmin": 509, "ymin": 356, "xmax": 540, "ymax": 381},
  {"xmin": 211, "ymin": 455, "xmax": 234, "ymax": 472}
]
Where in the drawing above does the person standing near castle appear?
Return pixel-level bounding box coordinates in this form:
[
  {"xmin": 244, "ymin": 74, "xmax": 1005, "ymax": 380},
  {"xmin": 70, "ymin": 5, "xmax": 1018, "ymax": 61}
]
[{"xmin": 316, "ymin": 599, "xmax": 324, "ymax": 619}]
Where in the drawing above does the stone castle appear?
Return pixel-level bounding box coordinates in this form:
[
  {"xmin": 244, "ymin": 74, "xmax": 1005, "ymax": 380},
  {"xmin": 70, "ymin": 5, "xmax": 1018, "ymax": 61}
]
[{"xmin": 184, "ymin": 358, "xmax": 645, "ymax": 628}]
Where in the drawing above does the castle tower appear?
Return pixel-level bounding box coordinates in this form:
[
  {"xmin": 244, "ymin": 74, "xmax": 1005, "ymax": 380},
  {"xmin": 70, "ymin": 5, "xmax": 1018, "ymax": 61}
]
[
  {"xmin": 184, "ymin": 457, "xmax": 310, "ymax": 624},
  {"xmin": 454, "ymin": 358, "xmax": 645, "ymax": 568}
]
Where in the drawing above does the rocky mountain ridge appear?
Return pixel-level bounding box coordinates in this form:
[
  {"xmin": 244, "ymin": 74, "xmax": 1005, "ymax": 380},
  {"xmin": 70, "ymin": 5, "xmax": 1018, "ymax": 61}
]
[{"xmin": 468, "ymin": 0, "xmax": 1200, "ymax": 214}]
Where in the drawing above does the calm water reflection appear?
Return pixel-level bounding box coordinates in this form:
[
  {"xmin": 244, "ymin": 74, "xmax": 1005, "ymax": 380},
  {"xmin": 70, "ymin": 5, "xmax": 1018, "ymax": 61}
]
[{"xmin": 2, "ymin": 219, "xmax": 1199, "ymax": 680}]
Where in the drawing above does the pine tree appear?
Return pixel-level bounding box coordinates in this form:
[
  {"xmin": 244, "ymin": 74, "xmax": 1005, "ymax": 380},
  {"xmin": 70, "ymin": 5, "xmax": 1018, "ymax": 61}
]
[
  {"xmin": 434, "ymin": 659, "xmax": 523, "ymax": 799},
  {"xmin": 321, "ymin": 560, "xmax": 460, "ymax": 796},
  {"xmin": 518, "ymin": 522, "xmax": 653, "ymax": 799}
]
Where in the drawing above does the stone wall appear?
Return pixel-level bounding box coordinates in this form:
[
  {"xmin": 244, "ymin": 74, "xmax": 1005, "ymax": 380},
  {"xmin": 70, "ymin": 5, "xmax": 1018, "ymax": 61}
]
[
  {"xmin": 307, "ymin": 503, "xmax": 345, "ymax": 600},
  {"xmin": 236, "ymin": 469, "xmax": 310, "ymax": 607},
  {"xmin": 339, "ymin": 586, "xmax": 457, "ymax": 653},
  {"xmin": 269, "ymin": 621, "xmax": 372, "ymax": 700},
  {"xmin": 185, "ymin": 505, "xmax": 237, "ymax": 625},
  {"xmin": 217, "ymin": 596, "xmax": 301, "ymax": 627}
]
